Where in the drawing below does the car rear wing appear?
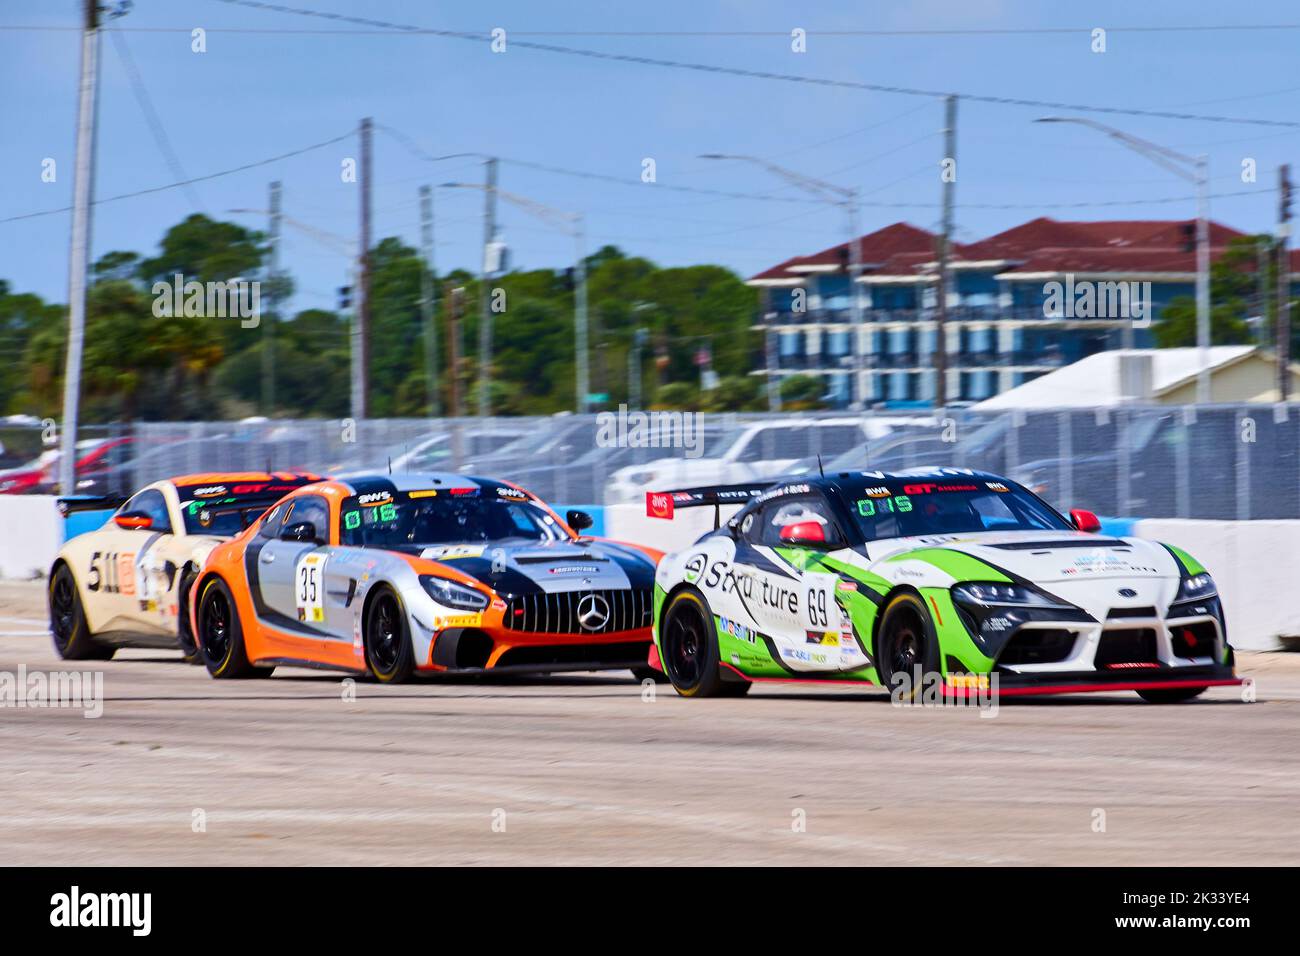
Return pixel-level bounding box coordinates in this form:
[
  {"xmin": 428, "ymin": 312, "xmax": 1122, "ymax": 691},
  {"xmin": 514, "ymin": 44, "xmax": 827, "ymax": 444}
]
[
  {"xmin": 56, "ymin": 494, "xmax": 129, "ymax": 517},
  {"xmin": 645, "ymin": 482, "xmax": 774, "ymax": 529}
]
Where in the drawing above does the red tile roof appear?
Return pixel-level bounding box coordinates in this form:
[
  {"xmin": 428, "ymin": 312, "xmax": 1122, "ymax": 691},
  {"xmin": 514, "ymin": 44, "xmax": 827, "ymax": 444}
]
[{"xmin": 750, "ymin": 217, "xmax": 1269, "ymax": 283}]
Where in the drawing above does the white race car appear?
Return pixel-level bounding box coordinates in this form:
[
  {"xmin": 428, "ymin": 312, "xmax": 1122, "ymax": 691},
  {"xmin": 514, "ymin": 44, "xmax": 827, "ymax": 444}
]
[
  {"xmin": 49, "ymin": 472, "xmax": 322, "ymax": 661},
  {"xmin": 645, "ymin": 468, "xmax": 1240, "ymax": 702}
]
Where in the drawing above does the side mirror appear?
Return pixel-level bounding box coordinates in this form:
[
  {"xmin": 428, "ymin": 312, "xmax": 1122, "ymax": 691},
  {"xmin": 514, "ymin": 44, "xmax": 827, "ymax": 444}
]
[
  {"xmin": 114, "ymin": 511, "xmax": 153, "ymax": 531},
  {"xmin": 1070, "ymin": 509, "xmax": 1101, "ymax": 533},
  {"xmin": 566, "ymin": 509, "xmax": 594, "ymax": 532},
  {"xmin": 779, "ymin": 520, "xmax": 828, "ymax": 548},
  {"xmin": 281, "ymin": 521, "xmax": 321, "ymax": 544}
]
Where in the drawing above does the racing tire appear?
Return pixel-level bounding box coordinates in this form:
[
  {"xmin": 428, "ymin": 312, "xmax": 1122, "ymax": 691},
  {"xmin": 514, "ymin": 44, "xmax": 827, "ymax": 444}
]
[
  {"xmin": 176, "ymin": 568, "xmax": 204, "ymax": 664},
  {"xmin": 364, "ymin": 586, "xmax": 415, "ymax": 684},
  {"xmin": 874, "ymin": 591, "xmax": 941, "ymax": 701},
  {"xmin": 198, "ymin": 577, "xmax": 260, "ymax": 678},
  {"xmin": 660, "ymin": 589, "xmax": 750, "ymax": 698},
  {"xmin": 1136, "ymin": 685, "xmax": 1208, "ymax": 704},
  {"xmin": 48, "ymin": 564, "xmax": 114, "ymax": 661}
]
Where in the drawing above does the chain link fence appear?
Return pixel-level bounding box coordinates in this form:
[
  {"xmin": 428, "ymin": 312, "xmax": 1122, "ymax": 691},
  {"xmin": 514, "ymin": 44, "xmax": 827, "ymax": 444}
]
[{"xmin": 3, "ymin": 405, "xmax": 1296, "ymax": 518}]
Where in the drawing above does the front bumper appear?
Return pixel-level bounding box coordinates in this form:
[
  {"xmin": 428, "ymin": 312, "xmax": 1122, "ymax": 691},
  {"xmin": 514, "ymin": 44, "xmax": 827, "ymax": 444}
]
[{"xmin": 949, "ymin": 591, "xmax": 1237, "ymax": 693}]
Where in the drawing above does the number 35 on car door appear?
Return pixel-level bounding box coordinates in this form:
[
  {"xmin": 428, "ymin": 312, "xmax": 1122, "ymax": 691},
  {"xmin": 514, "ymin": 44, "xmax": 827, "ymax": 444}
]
[{"xmin": 295, "ymin": 552, "xmax": 327, "ymax": 623}]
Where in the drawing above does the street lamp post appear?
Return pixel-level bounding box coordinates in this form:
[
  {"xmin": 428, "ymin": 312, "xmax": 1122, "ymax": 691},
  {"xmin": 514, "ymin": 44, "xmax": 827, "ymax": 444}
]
[
  {"xmin": 1034, "ymin": 117, "xmax": 1212, "ymax": 403},
  {"xmin": 442, "ymin": 182, "xmax": 589, "ymax": 412},
  {"xmin": 699, "ymin": 154, "xmax": 867, "ymax": 409}
]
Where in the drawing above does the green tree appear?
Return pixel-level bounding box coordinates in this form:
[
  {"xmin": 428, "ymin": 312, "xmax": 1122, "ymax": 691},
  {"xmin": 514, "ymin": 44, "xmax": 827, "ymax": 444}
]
[
  {"xmin": 1153, "ymin": 236, "xmax": 1265, "ymax": 347},
  {"xmin": 780, "ymin": 374, "xmax": 827, "ymax": 410}
]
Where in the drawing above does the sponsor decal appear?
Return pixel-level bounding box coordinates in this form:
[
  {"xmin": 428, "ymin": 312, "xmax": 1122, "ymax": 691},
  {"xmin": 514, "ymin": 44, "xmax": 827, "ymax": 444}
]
[
  {"xmin": 986, "ymin": 482, "xmax": 1009, "ymax": 492},
  {"xmin": 435, "ymin": 613, "xmax": 483, "ymax": 629},
  {"xmin": 548, "ymin": 565, "xmax": 600, "ymax": 575},
  {"xmin": 448, "ymin": 487, "xmax": 480, "ymax": 497},
  {"xmin": 409, "ymin": 489, "xmax": 439, "ymax": 499},
  {"xmin": 719, "ymin": 616, "xmax": 756, "ymax": 643},
  {"xmin": 496, "ymin": 486, "xmax": 527, "ymax": 499},
  {"xmin": 191, "ymin": 484, "xmax": 227, "ymax": 498},
  {"xmin": 805, "ymin": 629, "xmax": 839, "ymax": 646},
  {"xmin": 357, "ymin": 491, "xmax": 392, "ymax": 506},
  {"xmin": 421, "ymin": 544, "xmax": 486, "ymax": 560},
  {"xmin": 862, "ymin": 485, "xmax": 892, "ymax": 498},
  {"xmin": 683, "ymin": 553, "xmax": 706, "ymax": 583},
  {"xmin": 491, "ymin": 598, "xmax": 507, "ymax": 611},
  {"xmin": 646, "ymin": 492, "xmax": 673, "ymax": 519}
]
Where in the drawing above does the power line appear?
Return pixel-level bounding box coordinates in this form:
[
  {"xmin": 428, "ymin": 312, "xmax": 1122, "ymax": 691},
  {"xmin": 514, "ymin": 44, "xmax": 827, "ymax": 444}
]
[
  {"xmin": 0, "ymin": 131, "xmax": 351, "ymax": 225},
  {"xmin": 12, "ymin": 22, "xmax": 1300, "ymax": 37},
  {"xmin": 207, "ymin": 0, "xmax": 1300, "ymax": 129},
  {"xmin": 106, "ymin": 29, "xmax": 206, "ymax": 214}
]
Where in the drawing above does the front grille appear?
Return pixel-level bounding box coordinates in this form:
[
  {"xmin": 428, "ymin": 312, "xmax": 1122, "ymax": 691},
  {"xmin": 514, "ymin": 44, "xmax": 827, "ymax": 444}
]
[
  {"xmin": 502, "ymin": 588, "xmax": 653, "ymax": 635},
  {"xmin": 998, "ymin": 628, "xmax": 1076, "ymax": 665},
  {"xmin": 496, "ymin": 641, "xmax": 648, "ymax": 669},
  {"xmin": 1171, "ymin": 622, "xmax": 1217, "ymax": 659},
  {"xmin": 1095, "ymin": 628, "xmax": 1158, "ymax": 667},
  {"xmin": 1106, "ymin": 606, "xmax": 1157, "ymax": 619}
]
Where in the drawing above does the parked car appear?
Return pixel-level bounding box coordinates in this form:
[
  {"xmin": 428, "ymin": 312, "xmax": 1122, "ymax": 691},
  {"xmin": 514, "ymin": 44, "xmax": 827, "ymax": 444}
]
[{"xmin": 604, "ymin": 419, "xmax": 877, "ymax": 504}]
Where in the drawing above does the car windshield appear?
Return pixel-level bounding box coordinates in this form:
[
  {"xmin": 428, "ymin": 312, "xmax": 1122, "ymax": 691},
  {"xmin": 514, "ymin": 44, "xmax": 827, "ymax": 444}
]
[
  {"xmin": 841, "ymin": 475, "xmax": 1071, "ymax": 541},
  {"xmin": 179, "ymin": 492, "xmax": 296, "ymax": 536},
  {"xmin": 340, "ymin": 489, "xmax": 566, "ymax": 548}
]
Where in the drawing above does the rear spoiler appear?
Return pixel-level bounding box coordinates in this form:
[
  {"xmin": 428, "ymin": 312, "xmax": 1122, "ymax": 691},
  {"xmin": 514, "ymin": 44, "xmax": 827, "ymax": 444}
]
[
  {"xmin": 645, "ymin": 482, "xmax": 773, "ymax": 529},
  {"xmin": 56, "ymin": 494, "xmax": 128, "ymax": 517}
]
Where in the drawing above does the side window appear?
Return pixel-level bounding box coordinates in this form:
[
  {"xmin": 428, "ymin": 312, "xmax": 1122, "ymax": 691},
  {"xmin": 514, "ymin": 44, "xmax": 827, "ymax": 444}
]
[
  {"xmin": 755, "ymin": 494, "xmax": 844, "ymax": 548},
  {"xmin": 257, "ymin": 501, "xmax": 289, "ymax": 540},
  {"xmin": 123, "ymin": 489, "xmax": 172, "ymax": 533},
  {"xmin": 284, "ymin": 495, "xmax": 330, "ymax": 544}
]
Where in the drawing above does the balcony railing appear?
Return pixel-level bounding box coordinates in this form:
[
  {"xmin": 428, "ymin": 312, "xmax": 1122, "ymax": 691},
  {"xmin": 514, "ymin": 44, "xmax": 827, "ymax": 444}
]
[{"xmin": 758, "ymin": 304, "xmax": 1138, "ymax": 325}]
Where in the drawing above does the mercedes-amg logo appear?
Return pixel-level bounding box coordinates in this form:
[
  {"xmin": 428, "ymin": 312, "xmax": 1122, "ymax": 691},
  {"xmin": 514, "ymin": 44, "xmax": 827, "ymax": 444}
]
[{"xmin": 577, "ymin": 593, "xmax": 610, "ymax": 631}]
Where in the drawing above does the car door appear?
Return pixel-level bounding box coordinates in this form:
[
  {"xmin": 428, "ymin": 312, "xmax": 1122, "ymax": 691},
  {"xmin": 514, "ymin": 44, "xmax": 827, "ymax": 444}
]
[
  {"xmin": 255, "ymin": 494, "xmax": 331, "ymax": 625},
  {"xmin": 741, "ymin": 491, "xmax": 848, "ymax": 673},
  {"xmin": 88, "ymin": 488, "xmax": 175, "ymax": 634}
]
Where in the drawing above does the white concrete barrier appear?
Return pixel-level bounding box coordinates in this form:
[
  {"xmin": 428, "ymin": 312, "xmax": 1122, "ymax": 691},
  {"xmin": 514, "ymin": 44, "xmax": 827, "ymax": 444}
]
[
  {"xmin": 0, "ymin": 495, "xmax": 63, "ymax": 580},
  {"xmin": 1134, "ymin": 519, "xmax": 1298, "ymax": 651}
]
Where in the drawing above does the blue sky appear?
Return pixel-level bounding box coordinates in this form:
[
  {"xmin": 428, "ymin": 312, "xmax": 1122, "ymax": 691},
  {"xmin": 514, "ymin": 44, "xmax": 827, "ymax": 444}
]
[{"xmin": 2, "ymin": 0, "xmax": 1298, "ymax": 314}]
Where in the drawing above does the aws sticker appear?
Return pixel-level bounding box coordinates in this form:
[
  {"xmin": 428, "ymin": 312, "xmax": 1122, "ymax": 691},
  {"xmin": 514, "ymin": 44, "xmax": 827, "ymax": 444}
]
[{"xmin": 295, "ymin": 552, "xmax": 327, "ymax": 623}]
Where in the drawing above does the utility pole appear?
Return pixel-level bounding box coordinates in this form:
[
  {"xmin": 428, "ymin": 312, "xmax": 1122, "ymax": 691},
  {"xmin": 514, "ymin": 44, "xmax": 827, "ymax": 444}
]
[
  {"xmin": 419, "ymin": 185, "xmax": 439, "ymax": 416},
  {"xmin": 1280, "ymin": 164, "xmax": 1294, "ymax": 401},
  {"xmin": 59, "ymin": 0, "xmax": 102, "ymax": 497},
  {"xmin": 1033, "ymin": 117, "xmax": 1213, "ymax": 400},
  {"xmin": 846, "ymin": 191, "xmax": 866, "ymax": 409},
  {"xmin": 478, "ymin": 158, "xmax": 499, "ymax": 418},
  {"xmin": 629, "ymin": 327, "xmax": 648, "ymax": 410},
  {"xmin": 575, "ymin": 214, "xmax": 590, "ymax": 413},
  {"xmin": 263, "ymin": 180, "xmax": 281, "ymax": 415},
  {"xmin": 356, "ymin": 117, "xmax": 372, "ymax": 419},
  {"xmin": 446, "ymin": 282, "xmax": 464, "ymax": 419},
  {"xmin": 1195, "ymin": 155, "xmax": 1211, "ymax": 403},
  {"xmin": 934, "ymin": 94, "xmax": 956, "ymax": 410}
]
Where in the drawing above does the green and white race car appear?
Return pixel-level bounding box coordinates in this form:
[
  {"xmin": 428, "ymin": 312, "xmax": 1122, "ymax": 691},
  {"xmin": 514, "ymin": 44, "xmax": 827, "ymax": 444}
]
[{"xmin": 644, "ymin": 468, "xmax": 1239, "ymax": 702}]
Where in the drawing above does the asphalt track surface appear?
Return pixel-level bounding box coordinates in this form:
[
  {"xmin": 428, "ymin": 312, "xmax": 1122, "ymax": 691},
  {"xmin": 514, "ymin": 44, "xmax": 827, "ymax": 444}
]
[{"xmin": 1, "ymin": 580, "xmax": 1297, "ymax": 865}]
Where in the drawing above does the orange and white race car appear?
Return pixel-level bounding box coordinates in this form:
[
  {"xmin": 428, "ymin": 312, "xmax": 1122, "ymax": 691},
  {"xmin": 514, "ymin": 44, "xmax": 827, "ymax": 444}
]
[
  {"xmin": 189, "ymin": 473, "xmax": 664, "ymax": 682},
  {"xmin": 49, "ymin": 473, "xmax": 324, "ymax": 661}
]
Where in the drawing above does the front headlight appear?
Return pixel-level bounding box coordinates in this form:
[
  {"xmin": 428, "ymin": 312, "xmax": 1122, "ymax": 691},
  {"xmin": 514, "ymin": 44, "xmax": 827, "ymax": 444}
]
[
  {"xmin": 951, "ymin": 582, "xmax": 1071, "ymax": 609},
  {"xmin": 420, "ymin": 575, "xmax": 489, "ymax": 611},
  {"xmin": 1176, "ymin": 572, "xmax": 1216, "ymax": 602}
]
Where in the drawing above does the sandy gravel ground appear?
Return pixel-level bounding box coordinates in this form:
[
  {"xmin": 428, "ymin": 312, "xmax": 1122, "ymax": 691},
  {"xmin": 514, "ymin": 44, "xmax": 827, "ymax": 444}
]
[{"xmin": 0, "ymin": 580, "xmax": 1296, "ymax": 866}]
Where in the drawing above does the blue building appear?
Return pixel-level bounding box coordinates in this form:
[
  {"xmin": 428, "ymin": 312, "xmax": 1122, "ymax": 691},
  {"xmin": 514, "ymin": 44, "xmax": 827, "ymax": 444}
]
[{"xmin": 749, "ymin": 217, "xmax": 1274, "ymax": 407}]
